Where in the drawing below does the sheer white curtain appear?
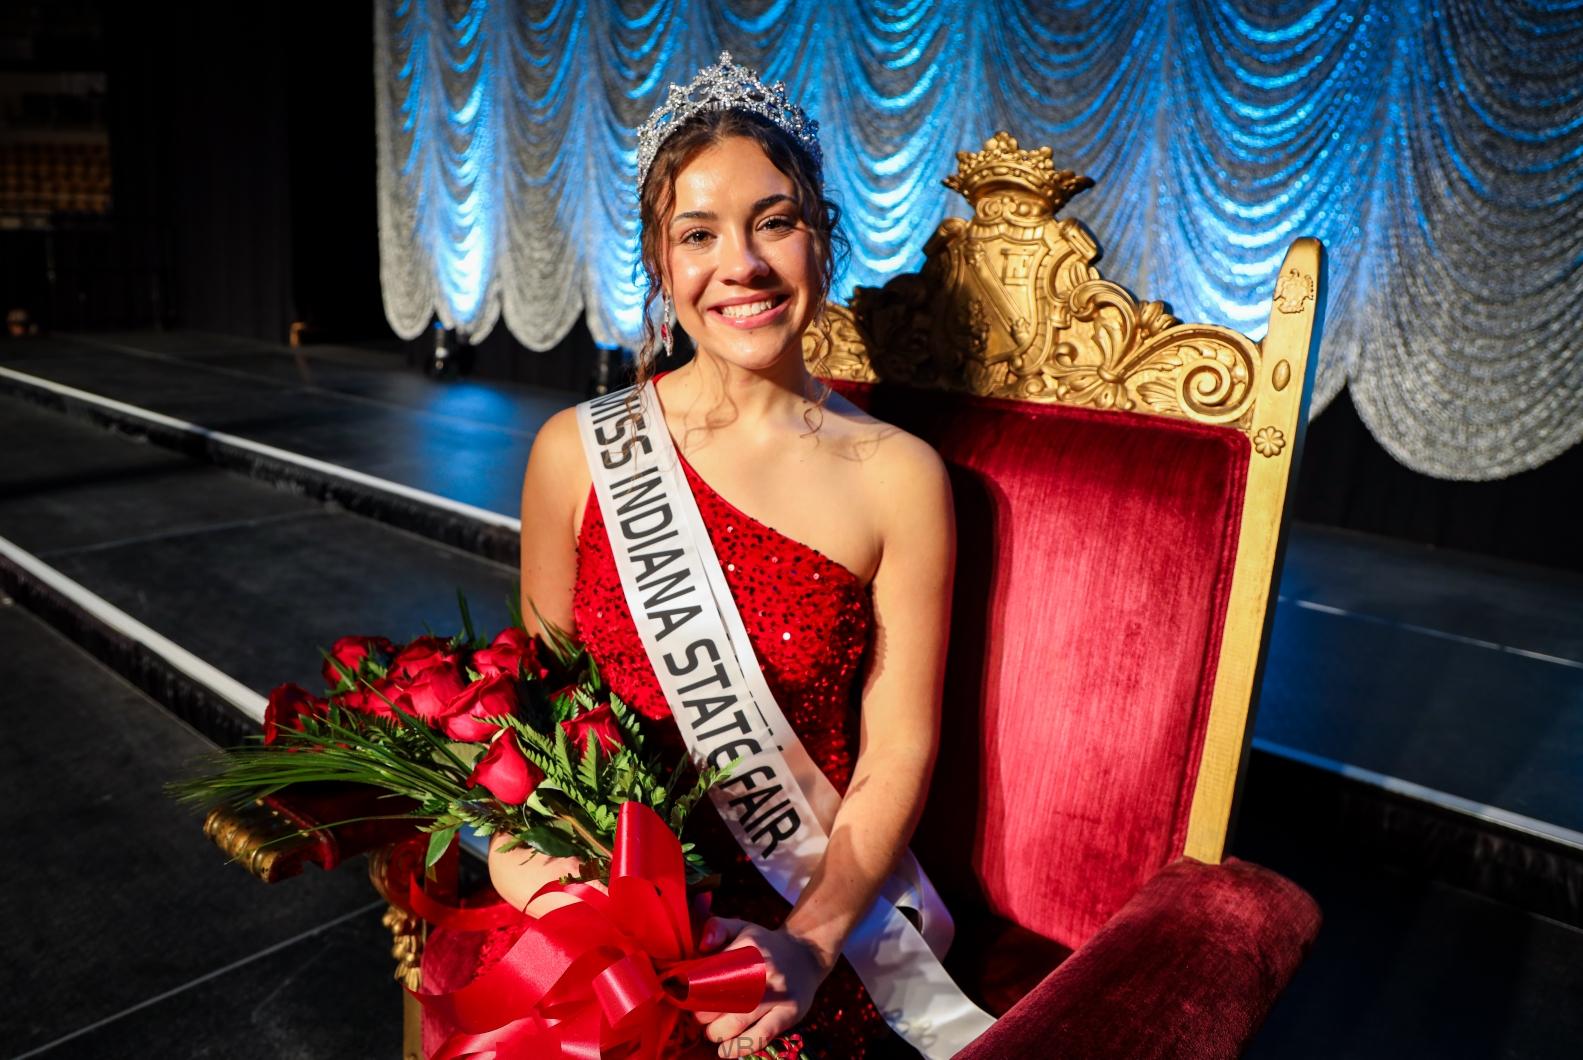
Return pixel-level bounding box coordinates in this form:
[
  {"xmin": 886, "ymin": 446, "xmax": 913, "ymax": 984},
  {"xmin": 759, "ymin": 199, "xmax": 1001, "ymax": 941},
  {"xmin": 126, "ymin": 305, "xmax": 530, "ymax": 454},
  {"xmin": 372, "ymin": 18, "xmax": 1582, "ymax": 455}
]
[{"xmin": 375, "ymin": 0, "xmax": 1583, "ymax": 479}]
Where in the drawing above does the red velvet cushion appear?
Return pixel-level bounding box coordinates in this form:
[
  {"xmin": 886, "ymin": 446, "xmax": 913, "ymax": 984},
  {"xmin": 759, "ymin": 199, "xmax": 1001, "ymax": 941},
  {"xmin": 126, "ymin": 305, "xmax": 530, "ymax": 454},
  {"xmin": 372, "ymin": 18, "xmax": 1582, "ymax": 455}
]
[
  {"xmin": 956, "ymin": 857, "xmax": 1321, "ymax": 1060},
  {"xmin": 836, "ymin": 382, "xmax": 1249, "ymax": 948}
]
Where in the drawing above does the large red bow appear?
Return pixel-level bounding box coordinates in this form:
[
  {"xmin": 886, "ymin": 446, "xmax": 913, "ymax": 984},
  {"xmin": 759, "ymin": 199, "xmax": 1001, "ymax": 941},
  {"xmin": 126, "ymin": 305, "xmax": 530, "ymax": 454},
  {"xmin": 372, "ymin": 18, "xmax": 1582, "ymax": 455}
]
[{"xmin": 416, "ymin": 802, "xmax": 767, "ymax": 1059}]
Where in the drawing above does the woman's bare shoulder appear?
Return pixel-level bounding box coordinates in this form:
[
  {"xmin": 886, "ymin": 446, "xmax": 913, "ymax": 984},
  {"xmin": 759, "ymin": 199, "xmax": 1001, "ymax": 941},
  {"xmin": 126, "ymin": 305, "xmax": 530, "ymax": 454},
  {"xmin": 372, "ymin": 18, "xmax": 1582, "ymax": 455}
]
[
  {"xmin": 531, "ymin": 404, "xmax": 583, "ymax": 454},
  {"xmin": 821, "ymin": 391, "xmax": 949, "ymax": 489},
  {"xmin": 522, "ymin": 405, "xmax": 592, "ymax": 527}
]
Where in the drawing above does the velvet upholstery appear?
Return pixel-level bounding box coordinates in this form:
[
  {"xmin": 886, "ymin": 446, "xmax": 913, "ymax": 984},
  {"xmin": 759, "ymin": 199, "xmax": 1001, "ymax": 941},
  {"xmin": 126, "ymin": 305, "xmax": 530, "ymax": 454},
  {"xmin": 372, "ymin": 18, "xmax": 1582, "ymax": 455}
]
[
  {"xmin": 954, "ymin": 857, "xmax": 1321, "ymax": 1059},
  {"xmin": 835, "ymin": 382, "xmax": 1250, "ymax": 948}
]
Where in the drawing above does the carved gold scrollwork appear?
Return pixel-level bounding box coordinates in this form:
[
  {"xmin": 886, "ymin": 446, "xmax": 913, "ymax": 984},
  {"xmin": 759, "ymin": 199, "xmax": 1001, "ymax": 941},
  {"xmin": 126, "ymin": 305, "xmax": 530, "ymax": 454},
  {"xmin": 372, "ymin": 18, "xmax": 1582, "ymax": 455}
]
[
  {"xmin": 202, "ymin": 801, "xmax": 308, "ymax": 882},
  {"xmin": 803, "ymin": 132, "xmax": 1265, "ymax": 435},
  {"xmin": 1253, "ymin": 426, "xmax": 1287, "ymax": 457},
  {"xmin": 370, "ymin": 839, "xmax": 429, "ymax": 991},
  {"xmin": 1273, "ymin": 269, "xmax": 1315, "ymax": 314},
  {"xmin": 807, "ymin": 303, "xmax": 877, "ymax": 384},
  {"xmin": 381, "ymin": 903, "xmax": 423, "ymax": 990},
  {"xmin": 1272, "ymin": 359, "xmax": 1292, "ymax": 391}
]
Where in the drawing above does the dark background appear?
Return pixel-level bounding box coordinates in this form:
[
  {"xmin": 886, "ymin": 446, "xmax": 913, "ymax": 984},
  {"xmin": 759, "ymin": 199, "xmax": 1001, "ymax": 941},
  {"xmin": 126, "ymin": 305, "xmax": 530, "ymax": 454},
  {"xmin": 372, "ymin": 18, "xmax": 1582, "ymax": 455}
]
[{"xmin": 3, "ymin": 0, "xmax": 1577, "ymax": 573}]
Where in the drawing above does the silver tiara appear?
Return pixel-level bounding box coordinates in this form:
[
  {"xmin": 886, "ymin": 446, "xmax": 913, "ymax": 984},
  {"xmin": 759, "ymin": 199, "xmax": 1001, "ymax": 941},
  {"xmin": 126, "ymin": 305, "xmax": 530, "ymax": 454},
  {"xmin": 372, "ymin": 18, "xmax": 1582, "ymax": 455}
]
[{"xmin": 636, "ymin": 52, "xmax": 822, "ymax": 188}]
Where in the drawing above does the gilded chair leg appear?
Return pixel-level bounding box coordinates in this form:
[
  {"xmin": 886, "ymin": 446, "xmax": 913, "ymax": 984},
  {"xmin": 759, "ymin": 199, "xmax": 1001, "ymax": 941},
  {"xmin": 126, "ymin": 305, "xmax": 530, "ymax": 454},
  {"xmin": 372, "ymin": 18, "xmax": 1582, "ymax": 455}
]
[
  {"xmin": 369, "ymin": 839, "xmax": 435, "ymax": 1058},
  {"xmin": 379, "ymin": 901, "xmax": 425, "ymax": 1058},
  {"xmin": 402, "ymin": 988, "xmax": 425, "ymax": 1060}
]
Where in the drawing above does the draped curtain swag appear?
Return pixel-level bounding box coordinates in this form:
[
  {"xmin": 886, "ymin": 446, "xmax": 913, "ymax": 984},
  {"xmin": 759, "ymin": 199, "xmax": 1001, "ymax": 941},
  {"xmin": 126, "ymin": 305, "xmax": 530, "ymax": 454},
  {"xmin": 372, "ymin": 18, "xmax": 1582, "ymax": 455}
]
[{"xmin": 374, "ymin": 0, "xmax": 1583, "ymax": 480}]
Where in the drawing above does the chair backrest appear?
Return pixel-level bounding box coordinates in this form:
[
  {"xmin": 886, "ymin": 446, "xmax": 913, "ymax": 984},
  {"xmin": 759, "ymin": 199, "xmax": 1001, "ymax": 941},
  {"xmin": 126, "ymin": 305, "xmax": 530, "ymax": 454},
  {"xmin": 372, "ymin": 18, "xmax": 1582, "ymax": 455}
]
[{"xmin": 809, "ymin": 133, "xmax": 1324, "ymax": 949}]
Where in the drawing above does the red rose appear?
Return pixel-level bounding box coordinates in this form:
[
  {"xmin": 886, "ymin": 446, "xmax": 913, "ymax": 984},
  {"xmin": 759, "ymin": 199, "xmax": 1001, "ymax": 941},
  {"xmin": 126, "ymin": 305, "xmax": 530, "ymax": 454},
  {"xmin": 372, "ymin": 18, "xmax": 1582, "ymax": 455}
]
[
  {"xmin": 471, "ymin": 627, "xmax": 545, "ymax": 680},
  {"xmin": 467, "ymin": 730, "xmax": 543, "ymax": 805},
  {"xmin": 403, "ymin": 663, "xmax": 469, "ymax": 723},
  {"xmin": 443, "ymin": 672, "xmax": 520, "ymax": 742},
  {"xmin": 337, "ymin": 677, "xmax": 402, "ymax": 720},
  {"xmin": 389, "ymin": 636, "xmax": 457, "ymax": 683},
  {"xmin": 561, "ymin": 703, "xmax": 624, "ymax": 756},
  {"xmin": 263, "ymin": 683, "xmax": 326, "ymax": 745},
  {"xmin": 320, "ymin": 635, "xmax": 396, "ymax": 688}
]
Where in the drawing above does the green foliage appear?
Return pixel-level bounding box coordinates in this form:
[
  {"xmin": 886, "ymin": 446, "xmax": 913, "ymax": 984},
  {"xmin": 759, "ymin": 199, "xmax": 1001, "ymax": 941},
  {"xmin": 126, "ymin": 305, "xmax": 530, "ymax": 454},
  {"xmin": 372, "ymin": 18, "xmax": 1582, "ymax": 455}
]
[
  {"xmin": 426, "ymin": 825, "xmax": 459, "ymax": 868},
  {"xmin": 170, "ymin": 601, "xmax": 732, "ymax": 886},
  {"xmin": 455, "ymin": 589, "xmax": 479, "ymax": 647}
]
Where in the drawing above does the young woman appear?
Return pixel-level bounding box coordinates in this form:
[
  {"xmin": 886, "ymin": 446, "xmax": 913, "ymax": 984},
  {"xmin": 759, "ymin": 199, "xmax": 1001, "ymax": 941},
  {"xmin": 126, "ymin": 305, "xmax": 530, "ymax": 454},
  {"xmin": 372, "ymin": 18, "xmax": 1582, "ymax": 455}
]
[{"xmin": 429, "ymin": 60, "xmax": 957, "ymax": 1059}]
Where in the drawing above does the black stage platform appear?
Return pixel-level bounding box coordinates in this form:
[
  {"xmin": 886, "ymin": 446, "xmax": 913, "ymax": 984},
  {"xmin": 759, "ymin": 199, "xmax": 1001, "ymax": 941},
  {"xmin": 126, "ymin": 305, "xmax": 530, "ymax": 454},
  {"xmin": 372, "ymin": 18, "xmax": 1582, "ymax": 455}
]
[{"xmin": 2, "ymin": 330, "xmax": 1579, "ymax": 1058}]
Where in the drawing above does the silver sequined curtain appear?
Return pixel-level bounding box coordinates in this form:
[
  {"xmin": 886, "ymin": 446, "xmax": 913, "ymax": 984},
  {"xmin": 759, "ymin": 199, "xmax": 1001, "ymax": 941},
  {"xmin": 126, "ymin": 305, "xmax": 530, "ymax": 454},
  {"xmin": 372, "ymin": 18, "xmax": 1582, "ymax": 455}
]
[{"xmin": 374, "ymin": 0, "xmax": 1583, "ymax": 480}]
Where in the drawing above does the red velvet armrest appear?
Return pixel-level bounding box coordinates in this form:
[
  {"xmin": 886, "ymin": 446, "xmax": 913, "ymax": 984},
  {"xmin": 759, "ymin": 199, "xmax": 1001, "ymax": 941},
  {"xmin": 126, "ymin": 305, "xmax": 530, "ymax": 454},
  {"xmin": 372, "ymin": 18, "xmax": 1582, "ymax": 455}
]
[
  {"xmin": 955, "ymin": 857, "xmax": 1320, "ymax": 1060},
  {"xmin": 203, "ymin": 782, "xmax": 420, "ymax": 882}
]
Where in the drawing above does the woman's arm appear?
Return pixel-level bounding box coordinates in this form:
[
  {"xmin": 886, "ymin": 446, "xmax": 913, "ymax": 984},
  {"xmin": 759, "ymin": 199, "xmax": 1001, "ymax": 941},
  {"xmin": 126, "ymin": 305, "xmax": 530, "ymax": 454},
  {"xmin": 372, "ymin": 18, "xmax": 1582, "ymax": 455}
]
[
  {"xmin": 491, "ymin": 407, "xmax": 589, "ymax": 907},
  {"xmin": 518, "ymin": 407, "xmax": 587, "ymax": 636},
  {"xmin": 699, "ymin": 433, "xmax": 956, "ymax": 1056}
]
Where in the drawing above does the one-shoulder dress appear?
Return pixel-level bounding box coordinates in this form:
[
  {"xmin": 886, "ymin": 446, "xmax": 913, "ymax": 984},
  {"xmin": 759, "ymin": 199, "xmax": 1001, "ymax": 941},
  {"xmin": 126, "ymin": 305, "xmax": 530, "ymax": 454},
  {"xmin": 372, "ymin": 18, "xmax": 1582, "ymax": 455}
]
[{"xmin": 422, "ymin": 406, "xmax": 906, "ymax": 1056}]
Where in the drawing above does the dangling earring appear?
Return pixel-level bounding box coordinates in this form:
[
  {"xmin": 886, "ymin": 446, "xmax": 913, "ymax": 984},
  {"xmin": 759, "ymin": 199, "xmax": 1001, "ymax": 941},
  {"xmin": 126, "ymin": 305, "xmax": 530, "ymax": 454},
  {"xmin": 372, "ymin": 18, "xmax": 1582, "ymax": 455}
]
[{"xmin": 660, "ymin": 294, "xmax": 674, "ymax": 360}]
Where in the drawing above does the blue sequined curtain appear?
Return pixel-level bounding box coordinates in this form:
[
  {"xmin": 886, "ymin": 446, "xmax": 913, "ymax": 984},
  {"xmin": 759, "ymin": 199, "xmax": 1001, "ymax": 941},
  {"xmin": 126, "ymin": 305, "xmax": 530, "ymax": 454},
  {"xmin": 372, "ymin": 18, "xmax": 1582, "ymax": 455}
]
[{"xmin": 375, "ymin": 0, "xmax": 1583, "ymax": 479}]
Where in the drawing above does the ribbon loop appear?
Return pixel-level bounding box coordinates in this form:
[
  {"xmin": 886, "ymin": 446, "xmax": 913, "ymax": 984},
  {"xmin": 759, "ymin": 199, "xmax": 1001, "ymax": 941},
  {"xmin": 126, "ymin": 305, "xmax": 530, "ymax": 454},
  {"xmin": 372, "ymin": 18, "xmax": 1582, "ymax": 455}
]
[
  {"xmin": 415, "ymin": 802, "xmax": 766, "ymax": 1058},
  {"xmin": 592, "ymin": 952, "xmax": 663, "ymax": 1034}
]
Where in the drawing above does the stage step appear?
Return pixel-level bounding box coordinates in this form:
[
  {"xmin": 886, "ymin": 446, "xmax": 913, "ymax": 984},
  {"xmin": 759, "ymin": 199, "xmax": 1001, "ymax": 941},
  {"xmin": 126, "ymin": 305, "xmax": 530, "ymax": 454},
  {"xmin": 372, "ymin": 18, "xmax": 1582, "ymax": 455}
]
[
  {"xmin": 1251, "ymin": 524, "xmax": 1583, "ymax": 922},
  {"xmin": 1233, "ymin": 751, "xmax": 1583, "ymax": 931},
  {"xmin": 0, "ymin": 331, "xmax": 577, "ymax": 563},
  {"xmin": 1234, "ymin": 752, "xmax": 1583, "ymax": 1059},
  {"xmin": 0, "ymin": 388, "xmax": 519, "ymax": 750}
]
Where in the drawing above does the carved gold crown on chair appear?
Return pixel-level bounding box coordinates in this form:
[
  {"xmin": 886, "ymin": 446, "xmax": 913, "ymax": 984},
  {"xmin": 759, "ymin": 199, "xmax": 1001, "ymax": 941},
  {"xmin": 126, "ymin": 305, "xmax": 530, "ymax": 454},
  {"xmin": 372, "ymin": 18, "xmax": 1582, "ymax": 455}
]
[{"xmin": 807, "ymin": 132, "xmax": 1316, "ymax": 462}]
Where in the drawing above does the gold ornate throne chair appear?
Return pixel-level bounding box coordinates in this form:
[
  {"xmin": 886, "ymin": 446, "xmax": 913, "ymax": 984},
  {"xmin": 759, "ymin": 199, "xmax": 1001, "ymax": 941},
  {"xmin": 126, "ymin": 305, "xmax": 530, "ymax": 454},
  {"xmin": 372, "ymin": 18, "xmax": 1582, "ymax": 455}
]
[
  {"xmin": 205, "ymin": 133, "xmax": 1324, "ymax": 1059},
  {"xmin": 800, "ymin": 133, "xmax": 1325, "ymax": 1057}
]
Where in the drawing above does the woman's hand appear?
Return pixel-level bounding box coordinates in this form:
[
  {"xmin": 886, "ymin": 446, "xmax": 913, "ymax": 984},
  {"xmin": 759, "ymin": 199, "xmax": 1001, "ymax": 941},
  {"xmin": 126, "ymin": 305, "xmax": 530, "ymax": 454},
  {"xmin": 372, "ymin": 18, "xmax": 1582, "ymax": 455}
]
[
  {"xmin": 692, "ymin": 915, "xmax": 832, "ymax": 1058},
  {"xmin": 486, "ymin": 833, "xmax": 600, "ymax": 916}
]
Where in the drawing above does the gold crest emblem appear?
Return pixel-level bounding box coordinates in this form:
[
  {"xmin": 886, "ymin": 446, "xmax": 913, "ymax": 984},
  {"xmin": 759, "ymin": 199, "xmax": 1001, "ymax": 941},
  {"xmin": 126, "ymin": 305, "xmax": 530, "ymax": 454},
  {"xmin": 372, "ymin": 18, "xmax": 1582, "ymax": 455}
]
[{"xmin": 807, "ymin": 132, "xmax": 1265, "ymax": 431}]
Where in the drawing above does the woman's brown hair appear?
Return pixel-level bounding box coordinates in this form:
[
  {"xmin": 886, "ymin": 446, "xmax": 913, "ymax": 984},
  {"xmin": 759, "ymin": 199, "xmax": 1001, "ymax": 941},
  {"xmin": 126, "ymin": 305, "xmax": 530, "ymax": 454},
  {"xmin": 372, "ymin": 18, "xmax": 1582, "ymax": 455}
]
[{"xmin": 629, "ymin": 108, "xmax": 846, "ymax": 427}]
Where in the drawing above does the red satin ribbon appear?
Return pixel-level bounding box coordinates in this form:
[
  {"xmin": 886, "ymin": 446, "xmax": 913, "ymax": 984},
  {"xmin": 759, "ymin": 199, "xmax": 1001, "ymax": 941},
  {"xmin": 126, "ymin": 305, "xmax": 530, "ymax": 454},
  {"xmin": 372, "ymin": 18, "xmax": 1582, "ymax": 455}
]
[{"xmin": 414, "ymin": 803, "xmax": 767, "ymax": 1059}]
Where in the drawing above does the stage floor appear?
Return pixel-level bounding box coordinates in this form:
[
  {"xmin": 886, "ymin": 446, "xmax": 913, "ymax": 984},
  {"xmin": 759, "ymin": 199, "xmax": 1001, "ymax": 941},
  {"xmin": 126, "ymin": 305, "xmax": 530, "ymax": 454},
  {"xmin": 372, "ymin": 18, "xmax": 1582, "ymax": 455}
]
[{"xmin": 2, "ymin": 329, "xmax": 1579, "ymax": 1057}]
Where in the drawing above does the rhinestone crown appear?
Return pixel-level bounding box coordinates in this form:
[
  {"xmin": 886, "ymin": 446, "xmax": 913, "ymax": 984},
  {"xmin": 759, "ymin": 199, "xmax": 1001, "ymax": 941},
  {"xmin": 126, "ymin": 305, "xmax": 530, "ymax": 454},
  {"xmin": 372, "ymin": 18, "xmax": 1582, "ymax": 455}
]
[{"xmin": 636, "ymin": 52, "xmax": 822, "ymax": 188}]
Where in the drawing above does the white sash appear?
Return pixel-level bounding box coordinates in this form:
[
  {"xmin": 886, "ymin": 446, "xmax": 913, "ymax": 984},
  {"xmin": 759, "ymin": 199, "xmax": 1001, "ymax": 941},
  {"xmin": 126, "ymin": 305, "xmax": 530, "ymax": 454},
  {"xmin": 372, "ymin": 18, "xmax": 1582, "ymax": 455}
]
[{"xmin": 576, "ymin": 381, "xmax": 994, "ymax": 1058}]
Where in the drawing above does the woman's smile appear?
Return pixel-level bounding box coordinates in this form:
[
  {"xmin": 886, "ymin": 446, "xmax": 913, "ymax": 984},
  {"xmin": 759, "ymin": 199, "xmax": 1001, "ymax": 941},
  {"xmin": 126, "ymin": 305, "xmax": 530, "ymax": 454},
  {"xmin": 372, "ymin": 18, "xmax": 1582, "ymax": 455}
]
[{"xmin": 709, "ymin": 292, "xmax": 791, "ymax": 328}]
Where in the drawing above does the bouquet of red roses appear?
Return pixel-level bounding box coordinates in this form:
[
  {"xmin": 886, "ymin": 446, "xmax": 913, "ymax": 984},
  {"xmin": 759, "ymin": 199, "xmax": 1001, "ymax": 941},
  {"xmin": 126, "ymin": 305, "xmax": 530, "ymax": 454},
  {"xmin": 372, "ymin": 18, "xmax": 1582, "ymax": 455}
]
[{"xmin": 173, "ymin": 597, "xmax": 728, "ymax": 883}]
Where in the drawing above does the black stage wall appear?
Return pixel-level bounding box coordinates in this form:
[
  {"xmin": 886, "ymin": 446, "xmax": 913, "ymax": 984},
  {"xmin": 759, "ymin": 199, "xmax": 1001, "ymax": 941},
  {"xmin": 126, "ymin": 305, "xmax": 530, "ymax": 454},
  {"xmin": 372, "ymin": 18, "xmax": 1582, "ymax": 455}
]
[
  {"xmin": 1294, "ymin": 389, "xmax": 1580, "ymax": 575},
  {"xmin": 102, "ymin": 1, "xmax": 383, "ymax": 343}
]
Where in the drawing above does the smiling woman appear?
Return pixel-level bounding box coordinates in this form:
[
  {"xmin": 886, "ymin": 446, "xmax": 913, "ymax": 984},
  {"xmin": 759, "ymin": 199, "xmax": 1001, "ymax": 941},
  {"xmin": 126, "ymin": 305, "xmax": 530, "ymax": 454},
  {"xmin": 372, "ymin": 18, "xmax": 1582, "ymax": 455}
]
[{"xmin": 420, "ymin": 55, "xmax": 986, "ymax": 1060}]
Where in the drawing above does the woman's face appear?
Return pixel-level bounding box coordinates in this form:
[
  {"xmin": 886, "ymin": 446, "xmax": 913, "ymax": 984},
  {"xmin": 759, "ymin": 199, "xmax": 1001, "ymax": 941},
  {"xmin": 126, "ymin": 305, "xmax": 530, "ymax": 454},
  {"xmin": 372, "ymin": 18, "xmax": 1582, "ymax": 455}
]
[{"xmin": 662, "ymin": 136, "xmax": 820, "ymax": 373}]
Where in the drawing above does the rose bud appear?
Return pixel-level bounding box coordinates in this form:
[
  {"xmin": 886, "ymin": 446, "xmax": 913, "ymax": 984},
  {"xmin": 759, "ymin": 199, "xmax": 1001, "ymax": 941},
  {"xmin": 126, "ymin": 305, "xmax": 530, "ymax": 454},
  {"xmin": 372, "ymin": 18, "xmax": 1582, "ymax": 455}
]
[
  {"xmin": 339, "ymin": 677, "xmax": 403, "ymax": 721},
  {"xmin": 443, "ymin": 672, "xmax": 520, "ymax": 742},
  {"xmin": 467, "ymin": 730, "xmax": 543, "ymax": 805},
  {"xmin": 561, "ymin": 703, "xmax": 624, "ymax": 756},
  {"xmin": 321, "ymin": 635, "xmax": 396, "ymax": 688},
  {"xmin": 403, "ymin": 663, "xmax": 469, "ymax": 723},
  {"xmin": 263, "ymin": 683, "xmax": 326, "ymax": 745},
  {"xmin": 471, "ymin": 627, "xmax": 545, "ymax": 680},
  {"xmin": 389, "ymin": 636, "xmax": 456, "ymax": 682}
]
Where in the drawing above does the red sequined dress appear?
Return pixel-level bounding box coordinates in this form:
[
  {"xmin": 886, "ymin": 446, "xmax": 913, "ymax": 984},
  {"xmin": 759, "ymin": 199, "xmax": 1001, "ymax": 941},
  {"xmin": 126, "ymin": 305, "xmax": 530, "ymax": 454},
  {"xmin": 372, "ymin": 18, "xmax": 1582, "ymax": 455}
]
[{"xmin": 423, "ymin": 397, "xmax": 905, "ymax": 1056}]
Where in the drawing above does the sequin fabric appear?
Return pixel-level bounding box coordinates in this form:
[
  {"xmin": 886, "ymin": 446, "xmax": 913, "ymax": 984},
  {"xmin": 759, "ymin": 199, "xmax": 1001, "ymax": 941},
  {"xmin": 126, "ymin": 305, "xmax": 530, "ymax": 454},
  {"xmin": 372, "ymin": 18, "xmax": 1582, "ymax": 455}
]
[{"xmin": 572, "ymin": 459, "xmax": 870, "ymax": 792}]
